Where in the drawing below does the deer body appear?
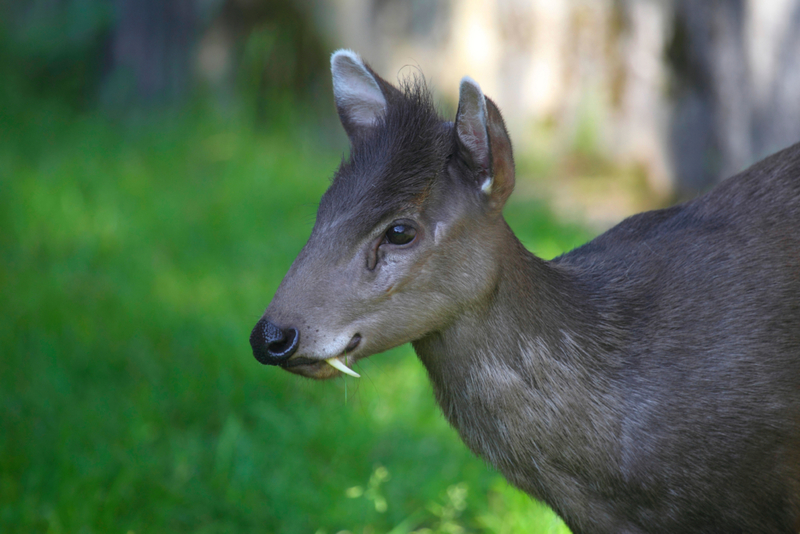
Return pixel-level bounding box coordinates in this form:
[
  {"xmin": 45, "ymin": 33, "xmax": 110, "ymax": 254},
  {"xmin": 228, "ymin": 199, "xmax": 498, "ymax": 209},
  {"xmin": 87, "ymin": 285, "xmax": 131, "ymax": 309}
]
[
  {"xmin": 416, "ymin": 158, "xmax": 800, "ymax": 532},
  {"xmin": 250, "ymin": 50, "xmax": 800, "ymax": 533}
]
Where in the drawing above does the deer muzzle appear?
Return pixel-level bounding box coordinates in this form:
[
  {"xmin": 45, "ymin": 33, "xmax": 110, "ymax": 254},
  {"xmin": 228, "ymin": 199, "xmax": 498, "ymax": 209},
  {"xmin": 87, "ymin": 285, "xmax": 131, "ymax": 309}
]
[{"xmin": 250, "ymin": 317, "xmax": 299, "ymax": 364}]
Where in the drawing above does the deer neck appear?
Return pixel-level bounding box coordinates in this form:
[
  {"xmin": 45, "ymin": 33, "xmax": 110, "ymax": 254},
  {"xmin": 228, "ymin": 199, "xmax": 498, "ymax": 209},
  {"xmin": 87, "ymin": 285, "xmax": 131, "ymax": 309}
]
[{"xmin": 411, "ymin": 228, "xmax": 622, "ymax": 497}]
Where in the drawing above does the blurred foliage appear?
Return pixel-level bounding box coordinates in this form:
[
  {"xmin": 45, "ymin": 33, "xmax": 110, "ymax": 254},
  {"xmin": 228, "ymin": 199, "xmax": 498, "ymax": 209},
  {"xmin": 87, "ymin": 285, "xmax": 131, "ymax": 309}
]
[
  {"xmin": 0, "ymin": 0, "xmax": 329, "ymax": 118},
  {"xmin": 234, "ymin": 1, "xmax": 329, "ymax": 105},
  {"xmin": 0, "ymin": 0, "xmax": 112, "ymax": 109}
]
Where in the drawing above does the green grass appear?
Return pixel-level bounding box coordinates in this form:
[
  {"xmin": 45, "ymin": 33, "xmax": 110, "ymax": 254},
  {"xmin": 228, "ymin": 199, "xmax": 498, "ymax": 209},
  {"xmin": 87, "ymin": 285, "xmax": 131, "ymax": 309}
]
[{"xmin": 0, "ymin": 100, "xmax": 590, "ymax": 533}]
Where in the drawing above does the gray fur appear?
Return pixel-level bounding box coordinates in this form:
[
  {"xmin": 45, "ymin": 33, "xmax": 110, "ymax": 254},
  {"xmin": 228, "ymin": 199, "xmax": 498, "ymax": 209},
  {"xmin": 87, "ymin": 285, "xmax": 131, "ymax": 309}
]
[{"xmin": 253, "ymin": 51, "xmax": 800, "ymax": 533}]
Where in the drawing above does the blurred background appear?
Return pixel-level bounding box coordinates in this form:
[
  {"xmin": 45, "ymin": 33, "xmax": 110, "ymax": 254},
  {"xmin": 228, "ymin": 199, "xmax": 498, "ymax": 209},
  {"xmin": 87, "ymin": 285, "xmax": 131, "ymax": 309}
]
[{"xmin": 3, "ymin": 1, "xmax": 800, "ymax": 532}]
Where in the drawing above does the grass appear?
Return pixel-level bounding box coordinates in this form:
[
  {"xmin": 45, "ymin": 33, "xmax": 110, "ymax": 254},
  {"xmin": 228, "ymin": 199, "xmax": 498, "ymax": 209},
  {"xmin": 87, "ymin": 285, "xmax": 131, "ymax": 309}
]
[{"xmin": 0, "ymin": 97, "xmax": 591, "ymax": 533}]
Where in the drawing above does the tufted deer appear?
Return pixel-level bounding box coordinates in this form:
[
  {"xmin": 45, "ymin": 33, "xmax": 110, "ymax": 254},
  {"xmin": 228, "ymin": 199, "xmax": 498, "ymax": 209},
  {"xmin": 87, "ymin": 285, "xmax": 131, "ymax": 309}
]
[{"xmin": 250, "ymin": 50, "xmax": 800, "ymax": 533}]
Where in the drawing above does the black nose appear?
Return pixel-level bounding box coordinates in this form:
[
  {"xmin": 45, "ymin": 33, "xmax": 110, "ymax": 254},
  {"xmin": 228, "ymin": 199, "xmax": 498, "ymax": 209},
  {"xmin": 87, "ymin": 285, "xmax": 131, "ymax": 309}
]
[{"xmin": 250, "ymin": 318, "xmax": 299, "ymax": 365}]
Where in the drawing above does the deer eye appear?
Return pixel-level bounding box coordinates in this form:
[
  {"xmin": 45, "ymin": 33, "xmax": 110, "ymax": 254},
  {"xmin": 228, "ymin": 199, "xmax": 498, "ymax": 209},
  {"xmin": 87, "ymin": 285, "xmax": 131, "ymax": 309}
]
[{"xmin": 385, "ymin": 224, "xmax": 417, "ymax": 245}]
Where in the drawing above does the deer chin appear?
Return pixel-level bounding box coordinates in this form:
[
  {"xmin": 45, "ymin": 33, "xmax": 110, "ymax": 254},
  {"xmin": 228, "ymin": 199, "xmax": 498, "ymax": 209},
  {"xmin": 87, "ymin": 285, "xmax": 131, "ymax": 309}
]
[
  {"xmin": 281, "ymin": 333, "xmax": 364, "ymax": 379},
  {"xmin": 281, "ymin": 354, "xmax": 361, "ymax": 379}
]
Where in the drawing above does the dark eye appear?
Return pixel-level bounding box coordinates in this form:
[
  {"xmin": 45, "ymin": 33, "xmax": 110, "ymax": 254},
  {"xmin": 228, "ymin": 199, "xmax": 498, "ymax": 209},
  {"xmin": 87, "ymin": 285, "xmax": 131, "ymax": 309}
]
[{"xmin": 385, "ymin": 224, "xmax": 417, "ymax": 245}]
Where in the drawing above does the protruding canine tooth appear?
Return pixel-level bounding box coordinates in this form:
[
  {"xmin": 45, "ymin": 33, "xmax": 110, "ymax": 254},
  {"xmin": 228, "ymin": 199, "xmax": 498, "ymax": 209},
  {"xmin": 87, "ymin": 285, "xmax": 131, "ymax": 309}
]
[{"xmin": 325, "ymin": 357, "xmax": 360, "ymax": 378}]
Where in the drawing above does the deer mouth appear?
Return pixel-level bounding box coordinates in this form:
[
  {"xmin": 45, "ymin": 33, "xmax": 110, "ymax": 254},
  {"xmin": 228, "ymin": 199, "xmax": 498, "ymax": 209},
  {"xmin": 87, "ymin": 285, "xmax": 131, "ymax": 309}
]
[
  {"xmin": 282, "ymin": 356, "xmax": 320, "ymax": 368},
  {"xmin": 281, "ymin": 334, "xmax": 362, "ymax": 379}
]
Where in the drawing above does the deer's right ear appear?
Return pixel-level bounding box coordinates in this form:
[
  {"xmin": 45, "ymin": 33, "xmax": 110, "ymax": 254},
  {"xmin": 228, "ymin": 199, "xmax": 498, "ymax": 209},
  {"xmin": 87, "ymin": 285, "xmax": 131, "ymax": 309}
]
[
  {"xmin": 331, "ymin": 50, "xmax": 388, "ymax": 141},
  {"xmin": 454, "ymin": 77, "xmax": 515, "ymax": 212}
]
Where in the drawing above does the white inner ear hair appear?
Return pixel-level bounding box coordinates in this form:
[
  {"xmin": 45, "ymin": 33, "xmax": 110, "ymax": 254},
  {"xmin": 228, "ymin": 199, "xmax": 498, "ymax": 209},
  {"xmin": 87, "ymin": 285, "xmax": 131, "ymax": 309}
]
[
  {"xmin": 332, "ymin": 50, "xmax": 387, "ymax": 127},
  {"xmin": 338, "ymin": 94, "xmax": 385, "ymax": 126},
  {"xmin": 457, "ymin": 77, "xmax": 492, "ymax": 177}
]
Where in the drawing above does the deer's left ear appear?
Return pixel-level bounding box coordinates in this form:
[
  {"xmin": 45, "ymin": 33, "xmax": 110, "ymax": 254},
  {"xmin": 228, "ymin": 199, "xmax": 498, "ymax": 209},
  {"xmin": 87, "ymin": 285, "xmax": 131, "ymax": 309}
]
[
  {"xmin": 454, "ymin": 77, "xmax": 515, "ymax": 211},
  {"xmin": 331, "ymin": 49, "xmax": 396, "ymax": 142}
]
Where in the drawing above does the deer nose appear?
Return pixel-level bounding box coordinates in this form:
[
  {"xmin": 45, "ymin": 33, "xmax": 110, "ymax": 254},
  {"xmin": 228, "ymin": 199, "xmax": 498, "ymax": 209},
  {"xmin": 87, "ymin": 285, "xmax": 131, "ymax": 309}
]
[{"xmin": 250, "ymin": 317, "xmax": 299, "ymax": 365}]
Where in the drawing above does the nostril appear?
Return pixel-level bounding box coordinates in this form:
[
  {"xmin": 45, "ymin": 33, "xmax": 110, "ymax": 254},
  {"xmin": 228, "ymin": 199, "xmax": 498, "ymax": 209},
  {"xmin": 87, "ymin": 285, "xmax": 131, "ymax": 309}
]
[
  {"xmin": 267, "ymin": 327, "xmax": 299, "ymax": 359},
  {"xmin": 250, "ymin": 318, "xmax": 299, "ymax": 365}
]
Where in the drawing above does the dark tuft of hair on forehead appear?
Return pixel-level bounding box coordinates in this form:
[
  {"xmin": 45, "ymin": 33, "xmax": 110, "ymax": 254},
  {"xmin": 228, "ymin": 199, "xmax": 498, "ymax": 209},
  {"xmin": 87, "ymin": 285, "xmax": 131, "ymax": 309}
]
[{"xmin": 320, "ymin": 74, "xmax": 452, "ymax": 232}]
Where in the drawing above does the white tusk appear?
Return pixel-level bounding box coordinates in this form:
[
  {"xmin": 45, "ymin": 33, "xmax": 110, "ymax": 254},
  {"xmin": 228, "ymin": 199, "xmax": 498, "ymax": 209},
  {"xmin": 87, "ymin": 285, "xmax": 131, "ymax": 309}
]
[{"xmin": 325, "ymin": 357, "xmax": 360, "ymax": 378}]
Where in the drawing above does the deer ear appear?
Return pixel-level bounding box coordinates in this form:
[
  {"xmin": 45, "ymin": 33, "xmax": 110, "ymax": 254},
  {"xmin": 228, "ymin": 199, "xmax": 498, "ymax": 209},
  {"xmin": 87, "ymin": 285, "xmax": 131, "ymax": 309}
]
[
  {"xmin": 455, "ymin": 77, "xmax": 490, "ymax": 177},
  {"xmin": 454, "ymin": 77, "xmax": 515, "ymax": 211},
  {"xmin": 331, "ymin": 49, "xmax": 388, "ymax": 141}
]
